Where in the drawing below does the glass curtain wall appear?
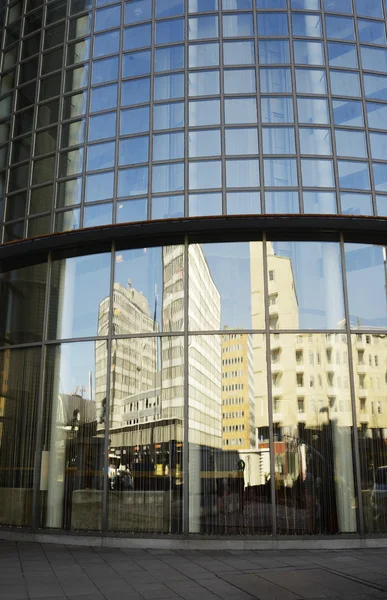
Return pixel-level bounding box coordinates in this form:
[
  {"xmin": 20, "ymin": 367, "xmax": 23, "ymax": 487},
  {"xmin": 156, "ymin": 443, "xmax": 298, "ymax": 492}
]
[{"xmin": 1, "ymin": 237, "xmax": 387, "ymax": 535}]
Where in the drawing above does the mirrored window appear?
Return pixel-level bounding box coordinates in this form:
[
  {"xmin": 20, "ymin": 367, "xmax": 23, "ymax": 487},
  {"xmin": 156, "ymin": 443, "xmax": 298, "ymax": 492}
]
[
  {"xmin": 262, "ymin": 127, "xmax": 296, "ymax": 154},
  {"xmin": 338, "ymin": 161, "xmax": 370, "ymax": 190},
  {"xmin": 152, "ymin": 163, "xmax": 184, "ymax": 193},
  {"xmin": 119, "ymin": 136, "xmax": 149, "ymax": 165},
  {"xmin": 118, "ymin": 165, "xmax": 149, "ymax": 197},
  {"xmin": 302, "ymin": 159, "xmax": 334, "ymax": 187},
  {"xmin": 259, "ymin": 68, "xmax": 292, "ymax": 93},
  {"xmin": 264, "ymin": 159, "xmax": 298, "ymax": 187},
  {"xmin": 189, "ymin": 42, "xmax": 219, "ymax": 67},
  {"xmin": 335, "ymin": 129, "xmax": 367, "ymax": 158}
]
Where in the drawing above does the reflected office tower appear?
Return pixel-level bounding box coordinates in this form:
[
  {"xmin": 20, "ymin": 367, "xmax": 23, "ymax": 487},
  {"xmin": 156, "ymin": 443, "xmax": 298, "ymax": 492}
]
[
  {"xmin": 221, "ymin": 331, "xmax": 255, "ymax": 450},
  {"xmin": 96, "ymin": 279, "xmax": 158, "ymax": 430}
]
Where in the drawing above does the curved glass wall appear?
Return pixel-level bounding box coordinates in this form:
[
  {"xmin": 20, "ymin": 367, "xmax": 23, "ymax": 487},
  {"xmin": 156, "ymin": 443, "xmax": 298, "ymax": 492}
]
[
  {"xmin": 1, "ymin": 235, "xmax": 387, "ymax": 536},
  {"xmin": 2, "ymin": 0, "xmax": 387, "ymax": 240}
]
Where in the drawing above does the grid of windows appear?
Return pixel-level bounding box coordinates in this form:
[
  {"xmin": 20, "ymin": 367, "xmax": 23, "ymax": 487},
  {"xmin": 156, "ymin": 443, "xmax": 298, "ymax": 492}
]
[{"xmin": 2, "ymin": 0, "xmax": 387, "ymax": 240}]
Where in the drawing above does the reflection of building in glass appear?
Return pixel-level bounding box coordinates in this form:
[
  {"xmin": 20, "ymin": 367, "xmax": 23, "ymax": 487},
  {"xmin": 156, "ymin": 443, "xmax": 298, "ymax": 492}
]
[{"xmin": 221, "ymin": 332, "xmax": 255, "ymax": 450}]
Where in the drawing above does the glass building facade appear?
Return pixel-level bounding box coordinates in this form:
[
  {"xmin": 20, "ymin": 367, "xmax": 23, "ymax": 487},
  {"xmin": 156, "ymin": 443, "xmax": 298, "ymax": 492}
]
[{"xmin": 1, "ymin": 0, "xmax": 387, "ymax": 539}]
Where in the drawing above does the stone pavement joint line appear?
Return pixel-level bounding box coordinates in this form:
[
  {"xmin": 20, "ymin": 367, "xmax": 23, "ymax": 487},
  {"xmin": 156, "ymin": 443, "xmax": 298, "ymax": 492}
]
[{"xmin": 1, "ymin": 543, "xmax": 387, "ymax": 600}]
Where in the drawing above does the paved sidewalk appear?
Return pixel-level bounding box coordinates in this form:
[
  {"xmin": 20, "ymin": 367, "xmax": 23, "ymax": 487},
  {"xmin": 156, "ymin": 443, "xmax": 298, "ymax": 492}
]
[{"xmin": 1, "ymin": 542, "xmax": 387, "ymax": 600}]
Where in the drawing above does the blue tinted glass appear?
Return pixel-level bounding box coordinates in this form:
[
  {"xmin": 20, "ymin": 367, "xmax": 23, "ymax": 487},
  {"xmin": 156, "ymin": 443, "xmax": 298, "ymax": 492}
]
[
  {"xmin": 120, "ymin": 106, "xmax": 150, "ymax": 134},
  {"xmin": 224, "ymin": 69, "xmax": 256, "ymax": 94},
  {"xmin": 223, "ymin": 13, "xmax": 254, "ymax": 37},
  {"xmin": 152, "ymin": 195, "xmax": 184, "ymax": 219},
  {"xmin": 225, "ymin": 128, "xmax": 259, "ymax": 155},
  {"xmin": 92, "ymin": 56, "xmax": 119, "ymax": 84},
  {"xmin": 189, "ymin": 99, "xmax": 220, "ymax": 125},
  {"xmin": 364, "ymin": 73, "xmax": 387, "ymax": 100},
  {"xmin": 189, "ymin": 16, "xmax": 219, "ymax": 39},
  {"xmin": 189, "ymin": 161, "xmax": 222, "ymax": 189},
  {"xmin": 154, "ymin": 131, "xmax": 184, "ymax": 160},
  {"xmin": 156, "ymin": 19, "xmax": 184, "ymax": 44},
  {"xmin": 376, "ymin": 195, "xmax": 387, "ymax": 215},
  {"xmin": 296, "ymin": 68, "xmax": 326, "ymax": 94},
  {"xmin": 323, "ymin": 0, "xmax": 352, "ymax": 13},
  {"xmin": 154, "ymin": 101, "xmax": 184, "ymax": 129},
  {"xmin": 155, "ymin": 45, "xmax": 184, "ymax": 72},
  {"xmin": 332, "ymin": 99, "xmax": 364, "ymax": 126},
  {"xmin": 262, "ymin": 127, "xmax": 296, "ymax": 154},
  {"xmin": 153, "ymin": 162, "xmax": 184, "ymax": 192},
  {"xmin": 330, "ymin": 70, "xmax": 360, "ymax": 96},
  {"xmin": 189, "ymin": 42, "xmax": 219, "ymax": 67},
  {"xmin": 189, "ymin": 0, "xmax": 218, "ymax": 12},
  {"xmin": 257, "ymin": 0, "xmax": 286, "ymax": 7},
  {"xmin": 121, "ymin": 77, "xmax": 150, "ymax": 105},
  {"xmin": 261, "ymin": 97, "xmax": 294, "ymax": 123},
  {"xmin": 341, "ymin": 192, "xmax": 372, "ymax": 215},
  {"xmin": 338, "ymin": 161, "xmax": 370, "ymax": 190},
  {"xmin": 257, "ymin": 13, "xmax": 288, "ymax": 36},
  {"xmin": 335, "ymin": 129, "xmax": 367, "ymax": 158},
  {"xmin": 123, "ymin": 24, "xmax": 152, "ymax": 50},
  {"xmin": 119, "ymin": 136, "xmax": 149, "ymax": 165},
  {"xmin": 259, "ymin": 40, "xmax": 290, "ymax": 64},
  {"xmin": 298, "ymin": 97, "xmax": 329, "ymax": 124},
  {"xmin": 358, "ymin": 19, "xmax": 386, "ymax": 45},
  {"xmin": 95, "ymin": 5, "xmax": 121, "ymax": 31},
  {"xmin": 90, "ymin": 83, "xmax": 117, "ymax": 112},
  {"xmin": 87, "ymin": 141, "xmax": 115, "ymax": 170},
  {"xmin": 303, "ymin": 191, "xmax": 337, "ymax": 213},
  {"xmin": 265, "ymin": 190, "xmax": 299, "ymax": 214},
  {"xmin": 299, "ymin": 128, "xmax": 332, "ymax": 155},
  {"xmin": 118, "ymin": 165, "xmax": 148, "ymax": 196},
  {"xmin": 189, "ymin": 71, "xmax": 219, "ymax": 96},
  {"xmin": 93, "ymin": 30, "xmax": 120, "ymax": 57},
  {"xmin": 259, "ymin": 68, "xmax": 292, "ymax": 92},
  {"xmin": 223, "ymin": 40, "xmax": 254, "ymax": 64},
  {"xmin": 85, "ymin": 171, "xmax": 114, "ymax": 202},
  {"xmin": 292, "ymin": 13, "xmax": 322, "ymax": 38},
  {"xmin": 155, "ymin": 73, "xmax": 184, "ymax": 100},
  {"xmin": 374, "ymin": 163, "xmax": 387, "ymax": 191},
  {"xmin": 361, "ymin": 46, "xmax": 387, "ymax": 73},
  {"xmin": 302, "ymin": 159, "xmax": 334, "ymax": 187},
  {"xmin": 325, "ymin": 15, "xmax": 355, "ymax": 40},
  {"xmin": 227, "ymin": 191, "xmax": 260, "ymax": 215},
  {"xmin": 189, "ymin": 193, "xmax": 222, "ymax": 216},
  {"xmin": 291, "ymin": 0, "xmax": 320, "ymax": 7},
  {"xmin": 264, "ymin": 158, "xmax": 298, "ymax": 187},
  {"xmin": 226, "ymin": 159, "xmax": 260, "ymax": 188},
  {"xmin": 225, "ymin": 98, "xmax": 257, "ymax": 123},
  {"xmin": 370, "ymin": 132, "xmax": 387, "ymax": 159},
  {"xmin": 125, "ymin": 0, "xmax": 152, "ymax": 24},
  {"xmin": 156, "ymin": 0, "xmax": 184, "ymax": 18},
  {"xmin": 366, "ymin": 101, "xmax": 387, "ymax": 129},
  {"xmin": 189, "ymin": 129, "xmax": 221, "ymax": 157},
  {"xmin": 355, "ymin": 0, "xmax": 383, "ymax": 18},
  {"xmin": 122, "ymin": 50, "xmax": 151, "ymax": 77},
  {"xmin": 117, "ymin": 198, "xmax": 147, "ymax": 222},
  {"xmin": 293, "ymin": 40, "xmax": 324, "ymax": 64},
  {"xmin": 84, "ymin": 202, "xmax": 113, "ymax": 227},
  {"xmin": 328, "ymin": 42, "xmax": 358, "ymax": 67},
  {"xmin": 223, "ymin": 0, "xmax": 252, "ymax": 7},
  {"xmin": 89, "ymin": 111, "xmax": 116, "ymax": 141}
]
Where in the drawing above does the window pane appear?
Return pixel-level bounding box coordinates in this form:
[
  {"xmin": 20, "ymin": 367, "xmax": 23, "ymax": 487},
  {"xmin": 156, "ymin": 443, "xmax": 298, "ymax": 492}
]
[
  {"xmin": 302, "ymin": 159, "xmax": 335, "ymax": 187},
  {"xmin": 265, "ymin": 190, "xmax": 299, "ymax": 213},
  {"xmin": 291, "ymin": 0, "xmax": 320, "ymax": 7},
  {"xmin": 324, "ymin": 0, "xmax": 352, "ymax": 13},
  {"xmin": 154, "ymin": 101, "xmax": 184, "ymax": 129},
  {"xmin": 119, "ymin": 136, "xmax": 149, "ymax": 165},
  {"xmin": 335, "ymin": 129, "xmax": 367, "ymax": 158},
  {"xmin": 120, "ymin": 106, "xmax": 150, "ymax": 134},
  {"xmin": 122, "ymin": 50, "xmax": 151, "ymax": 78},
  {"xmin": 333, "ymin": 99, "xmax": 364, "ymax": 126},
  {"xmin": 224, "ymin": 69, "xmax": 255, "ymax": 94},
  {"xmin": 116, "ymin": 198, "xmax": 147, "ymax": 221},
  {"xmin": 361, "ymin": 46, "xmax": 387, "ymax": 73},
  {"xmin": 225, "ymin": 98, "xmax": 257, "ymax": 123},
  {"xmin": 125, "ymin": 0, "xmax": 152, "ymax": 23},
  {"xmin": 257, "ymin": 0, "xmax": 286, "ymax": 6},
  {"xmin": 373, "ymin": 162, "xmax": 387, "ymax": 191},
  {"xmin": 87, "ymin": 141, "xmax": 115, "ymax": 170},
  {"xmin": 296, "ymin": 68, "xmax": 326, "ymax": 94},
  {"xmin": 189, "ymin": 160, "xmax": 222, "ymax": 189},
  {"xmin": 189, "ymin": 192, "xmax": 222, "ymax": 216},
  {"xmin": 189, "ymin": 99, "xmax": 220, "ymax": 125},
  {"xmin": 189, "ymin": 130, "xmax": 221, "ymax": 157},
  {"xmin": 262, "ymin": 127, "xmax": 296, "ymax": 154},
  {"xmin": 370, "ymin": 132, "xmax": 387, "ymax": 159},
  {"xmin": 95, "ymin": 5, "xmax": 120, "ymax": 31},
  {"xmin": 188, "ymin": 71, "xmax": 219, "ymax": 96},
  {"xmin": 92, "ymin": 56, "xmax": 119, "ymax": 84},
  {"xmin": 338, "ymin": 160, "xmax": 370, "ymax": 189},
  {"xmin": 189, "ymin": 15, "xmax": 218, "ymax": 39},
  {"xmin": 341, "ymin": 192, "xmax": 372, "ymax": 215},
  {"xmin": 299, "ymin": 127, "xmax": 332, "ymax": 155},
  {"xmin": 298, "ymin": 97, "xmax": 329, "ymax": 124},
  {"xmin": 325, "ymin": 15, "xmax": 355, "ymax": 40},
  {"xmin": 223, "ymin": 40, "xmax": 254, "ymax": 65},
  {"xmin": 155, "ymin": 73, "xmax": 184, "ymax": 100},
  {"xmin": 293, "ymin": 40, "xmax": 324, "ymax": 64},
  {"xmin": 121, "ymin": 78, "xmax": 150, "ymax": 106},
  {"xmin": 264, "ymin": 158, "xmax": 298, "ymax": 187},
  {"xmin": 91, "ymin": 83, "xmax": 118, "ymax": 112},
  {"xmin": 227, "ymin": 191, "xmax": 260, "ymax": 214},
  {"xmin": 84, "ymin": 202, "xmax": 113, "ymax": 227},
  {"xmin": 366, "ymin": 101, "xmax": 387, "ymax": 129},
  {"xmin": 152, "ymin": 194, "xmax": 184, "ymax": 219},
  {"xmin": 156, "ymin": 18, "xmax": 184, "ymax": 45},
  {"xmin": 153, "ymin": 132, "xmax": 184, "ymax": 160},
  {"xmin": 225, "ymin": 128, "xmax": 259, "ymax": 155},
  {"xmin": 355, "ymin": 0, "xmax": 383, "ymax": 18},
  {"xmin": 118, "ymin": 165, "xmax": 149, "ymax": 196},
  {"xmin": 261, "ymin": 97, "xmax": 294, "ymax": 123},
  {"xmin": 189, "ymin": 0, "xmax": 218, "ymax": 11},
  {"xmin": 123, "ymin": 23, "xmax": 151, "ymax": 50},
  {"xmin": 303, "ymin": 191, "xmax": 337, "ymax": 213},
  {"xmin": 292, "ymin": 13, "xmax": 322, "ymax": 38},
  {"xmin": 156, "ymin": 0, "xmax": 184, "ymax": 17},
  {"xmin": 259, "ymin": 40, "xmax": 290, "ymax": 64},
  {"xmin": 257, "ymin": 12, "xmax": 288, "ymax": 36},
  {"xmin": 48, "ymin": 253, "xmax": 111, "ymax": 339},
  {"xmin": 152, "ymin": 163, "xmax": 184, "ymax": 192},
  {"xmin": 223, "ymin": 13, "xmax": 254, "ymax": 37},
  {"xmin": 358, "ymin": 18, "xmax": 386, "ymax": 45},
  {"xmin": 259, "ymin": 67, "xmax": 292, "ymax": 93},
  {"xmin": 189, "ymin": 42, "xmax": 219, "ymax": 67},
  {"xmin": 330, "ymin": 70, "xmax": 360, "ymax": 97},
  {"xmin": 226, "ymin": 159, "xmax": 259, "ymax": 187},
  {"xmin": 93, "ymin": 30, "xmax": 120, "ymax": 57},
  {"xmin": 328, "ymin": 42, "xmax": 358, "ymax": 68},
  {"xmin": 89, "ymin": 112, "xmax": 116, "ymax": 141},
  {"xmin": 85, "ymin": 171, "xmax": 114, "ymax": 202},
  {"xmin": 345, "ymin": 243, "xmax": 387, "ymax": 328},
  {"xmin": 376, "ymin": 194, "xmax": 387, "ymax": 215}
]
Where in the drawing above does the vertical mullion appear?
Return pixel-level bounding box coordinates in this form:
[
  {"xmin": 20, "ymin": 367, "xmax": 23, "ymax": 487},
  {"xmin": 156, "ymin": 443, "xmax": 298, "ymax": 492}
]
[{"xmin": 183, "ymin": 234, "xmax": 189, "ymax": 536}]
